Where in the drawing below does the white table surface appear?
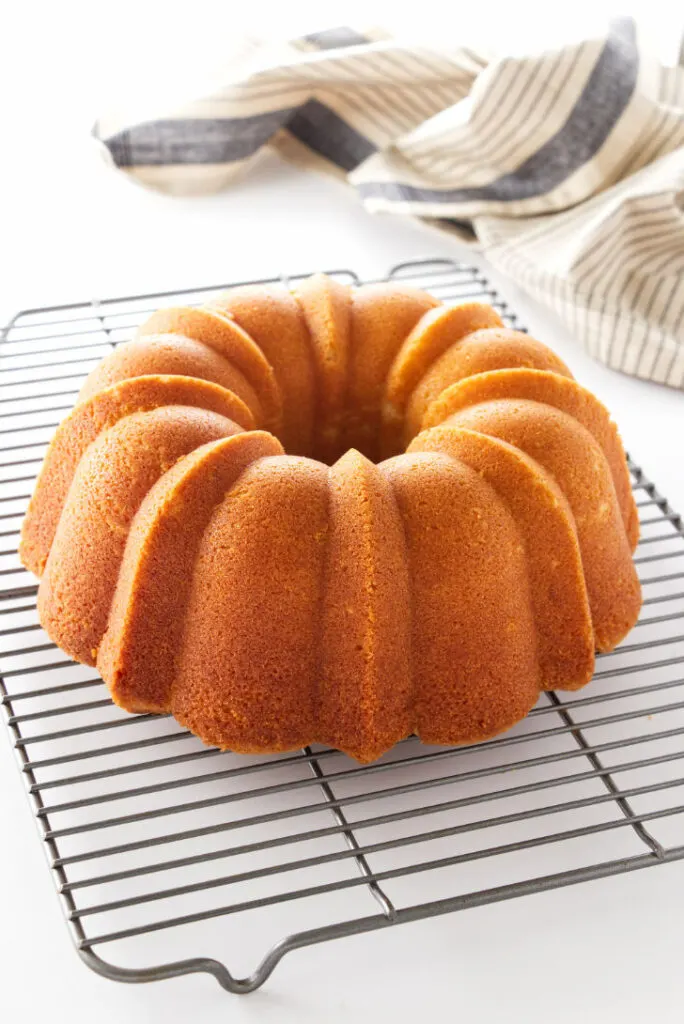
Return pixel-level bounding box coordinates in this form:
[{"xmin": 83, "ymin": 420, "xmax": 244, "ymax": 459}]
[{"xmin": 2, "ymin": 7, "xmax": 684, "ymax": 1022}]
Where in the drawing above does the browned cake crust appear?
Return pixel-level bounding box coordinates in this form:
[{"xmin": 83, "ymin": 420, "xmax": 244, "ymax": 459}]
[{"xmin": 20, "ymin": 275, "xmax": 642, "ymax": 762}]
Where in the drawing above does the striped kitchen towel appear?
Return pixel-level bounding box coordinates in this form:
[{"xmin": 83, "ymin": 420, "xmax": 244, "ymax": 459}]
[{"xmin": 96, "ymin": 19, "xmax": 684, "ymax": 388}]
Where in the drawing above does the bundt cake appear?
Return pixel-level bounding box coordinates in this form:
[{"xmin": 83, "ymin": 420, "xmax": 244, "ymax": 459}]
[{"xmin": 19, "ymin": 274, "xmax": 642, "ymax": 762}]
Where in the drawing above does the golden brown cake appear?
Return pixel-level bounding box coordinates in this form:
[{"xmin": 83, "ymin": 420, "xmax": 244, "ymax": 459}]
[{"xmin": 20, "ymin": 274, "xmax": 642, "ymax": 762}]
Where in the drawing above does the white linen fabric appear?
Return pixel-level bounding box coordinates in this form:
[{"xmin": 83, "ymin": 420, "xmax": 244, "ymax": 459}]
[{"xmin": 95, "ymin": 20, "xmax": 684, "ymax": 387}]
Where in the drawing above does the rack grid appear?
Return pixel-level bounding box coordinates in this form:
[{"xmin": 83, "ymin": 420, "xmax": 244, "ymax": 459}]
[{"xmin": 1, "ymin": 257, "xmax": 683, "ymax": 994}]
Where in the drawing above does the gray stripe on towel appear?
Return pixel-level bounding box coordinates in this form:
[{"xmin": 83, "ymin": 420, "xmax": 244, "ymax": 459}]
[
  {"xmin": 100, "ymin": 99, "xmax": 376, "ymax": 173},
  {"xmin": 101, "ymin": 108, "xmax": 297, "ymax": 167},
  {"xmin": 356, "ymin": 18, "xmax": 639, "ymax": 204},
  {"xmin": 303, "ymin": 27, "xmax": 370, "ymax": 50},
  {"xmin": 287, "ymin": 99, "xmax": 376, "ymax": 171}
]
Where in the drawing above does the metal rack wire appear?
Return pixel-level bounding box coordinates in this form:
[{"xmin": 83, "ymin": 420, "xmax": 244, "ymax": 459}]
[{"xmin": 1, "ymin": 257, "xmax": 683, "ymax": 995}]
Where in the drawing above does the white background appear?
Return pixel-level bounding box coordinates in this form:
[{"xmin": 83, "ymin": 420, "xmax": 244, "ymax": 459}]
[{"xmin": 1, "ymin": 3, "xmax": 684, "ymax": 1022}]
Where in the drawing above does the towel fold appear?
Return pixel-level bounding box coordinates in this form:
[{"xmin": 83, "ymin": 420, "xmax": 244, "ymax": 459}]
[{"xmin": 96, "ymin": 19, "xmax": 684, "ymax": 388}]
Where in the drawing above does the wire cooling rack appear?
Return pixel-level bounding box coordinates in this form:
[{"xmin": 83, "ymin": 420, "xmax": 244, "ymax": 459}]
[{"xmin": 1, "ymin": 257, "xmax": 684, "ymax": 995}]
